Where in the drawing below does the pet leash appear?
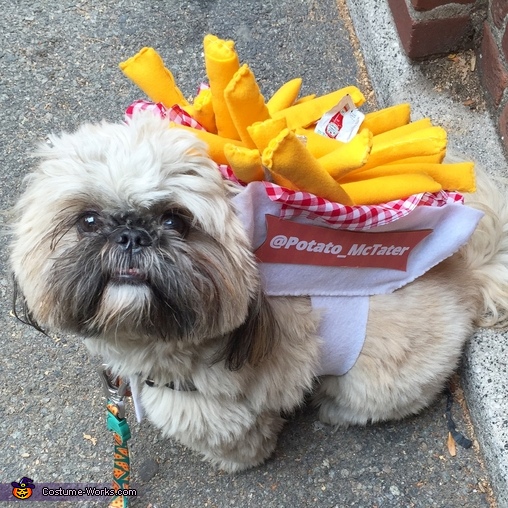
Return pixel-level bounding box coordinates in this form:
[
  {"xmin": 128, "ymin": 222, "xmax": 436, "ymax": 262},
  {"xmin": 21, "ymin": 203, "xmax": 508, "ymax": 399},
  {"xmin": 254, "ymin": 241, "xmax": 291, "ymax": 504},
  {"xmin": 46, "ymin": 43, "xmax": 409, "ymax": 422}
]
[{"xmin": 99, "ymin": 366, "xmax": 132, "ymax": 508}]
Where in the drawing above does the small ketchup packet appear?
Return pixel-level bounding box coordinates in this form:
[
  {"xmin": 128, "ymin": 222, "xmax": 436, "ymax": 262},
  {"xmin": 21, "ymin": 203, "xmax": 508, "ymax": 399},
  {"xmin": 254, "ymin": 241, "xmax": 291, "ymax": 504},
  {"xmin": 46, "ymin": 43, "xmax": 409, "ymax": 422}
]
[{"xmin": 314, "ymin": 94, "xmax": 365, "ymax": 142}]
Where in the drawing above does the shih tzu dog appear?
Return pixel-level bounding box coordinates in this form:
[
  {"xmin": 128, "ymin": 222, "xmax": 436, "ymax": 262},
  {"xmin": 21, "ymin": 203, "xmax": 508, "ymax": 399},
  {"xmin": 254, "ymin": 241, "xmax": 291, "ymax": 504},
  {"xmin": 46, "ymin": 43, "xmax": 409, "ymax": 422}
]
[{"xmin": 10, "ymin": 112, "xmax": 508, "ymax": 472}]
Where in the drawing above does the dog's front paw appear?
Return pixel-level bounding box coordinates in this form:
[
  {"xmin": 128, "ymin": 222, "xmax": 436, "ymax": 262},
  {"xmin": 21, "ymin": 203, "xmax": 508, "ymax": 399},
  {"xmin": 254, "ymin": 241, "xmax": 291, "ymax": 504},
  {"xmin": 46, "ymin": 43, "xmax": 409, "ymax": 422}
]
[
  {"xmin": 199, "ymin": 411, "xmax": 285, "ymax": 473},
  {"xmin": 204, "ymin": 451, "xmax": 270, "ymax": 473},
  {"xmin": 317, "ymin": 395, "xmax": 369, "ymax": 428}
]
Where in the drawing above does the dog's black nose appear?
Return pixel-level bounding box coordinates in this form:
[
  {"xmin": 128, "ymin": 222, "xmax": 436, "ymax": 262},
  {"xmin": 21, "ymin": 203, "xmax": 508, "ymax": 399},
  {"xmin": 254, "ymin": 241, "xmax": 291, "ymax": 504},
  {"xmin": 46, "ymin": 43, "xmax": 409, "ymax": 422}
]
[{"xmin": 111, "ymin": 227, "xmax": 153, "ymax": 252}]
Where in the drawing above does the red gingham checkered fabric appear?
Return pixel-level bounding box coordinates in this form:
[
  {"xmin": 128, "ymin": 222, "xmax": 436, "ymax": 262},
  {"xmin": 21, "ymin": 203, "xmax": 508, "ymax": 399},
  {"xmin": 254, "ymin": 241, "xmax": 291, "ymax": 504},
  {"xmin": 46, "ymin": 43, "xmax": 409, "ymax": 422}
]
[
  {"xmin": 126, "ymin": 99, "xmax": 464, "ymax": 231},
  {"xmin": 125, "ymin": 100, "xmax": 206, "ymax": 130},
  {"xmin": 217, "ymin": 163, "xmax": 463, "ymax": 230}
]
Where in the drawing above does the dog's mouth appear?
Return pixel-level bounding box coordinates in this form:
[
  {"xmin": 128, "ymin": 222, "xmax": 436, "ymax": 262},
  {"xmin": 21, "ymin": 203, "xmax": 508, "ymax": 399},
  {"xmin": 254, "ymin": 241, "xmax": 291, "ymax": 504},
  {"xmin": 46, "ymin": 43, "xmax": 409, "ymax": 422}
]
[{"xmin": 111, "ymin": 268, "xmax": 148, "ymax": 283}]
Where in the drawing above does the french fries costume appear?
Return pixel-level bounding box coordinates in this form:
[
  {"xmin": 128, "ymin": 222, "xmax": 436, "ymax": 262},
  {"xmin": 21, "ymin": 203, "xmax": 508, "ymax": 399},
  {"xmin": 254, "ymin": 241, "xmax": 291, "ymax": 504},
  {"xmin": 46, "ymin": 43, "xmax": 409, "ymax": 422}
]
[{"xmin": 120, "ymin": 36, "xmax": 481, "ymax": 377}]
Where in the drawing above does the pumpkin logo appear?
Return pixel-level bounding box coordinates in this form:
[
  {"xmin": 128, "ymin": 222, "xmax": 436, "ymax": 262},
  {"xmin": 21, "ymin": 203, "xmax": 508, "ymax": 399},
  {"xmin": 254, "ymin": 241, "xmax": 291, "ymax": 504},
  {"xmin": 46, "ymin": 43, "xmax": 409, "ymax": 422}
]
[{"xmin": 11, "ymin": 477, "xmax": 35, "ymax": 500}]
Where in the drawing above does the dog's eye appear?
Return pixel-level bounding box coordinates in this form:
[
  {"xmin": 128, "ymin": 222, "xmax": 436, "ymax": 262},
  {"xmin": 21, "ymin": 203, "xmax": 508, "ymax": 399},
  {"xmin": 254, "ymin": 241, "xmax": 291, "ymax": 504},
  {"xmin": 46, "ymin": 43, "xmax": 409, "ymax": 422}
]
[
  {"xmin": 161, "ymin": 211, "xmax": 188, "ymax": 235},
  {"xmin": 77, "ymin": 213, "xmax": 102, "ymax": 234}
]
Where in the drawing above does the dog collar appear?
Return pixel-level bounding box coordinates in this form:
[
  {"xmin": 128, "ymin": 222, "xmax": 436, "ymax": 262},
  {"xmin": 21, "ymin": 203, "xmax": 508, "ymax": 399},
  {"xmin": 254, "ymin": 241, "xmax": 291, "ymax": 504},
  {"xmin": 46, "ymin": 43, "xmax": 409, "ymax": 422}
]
[{"xmin": 144, "ymin": 377, "xmax": 197, "ymax": 392}]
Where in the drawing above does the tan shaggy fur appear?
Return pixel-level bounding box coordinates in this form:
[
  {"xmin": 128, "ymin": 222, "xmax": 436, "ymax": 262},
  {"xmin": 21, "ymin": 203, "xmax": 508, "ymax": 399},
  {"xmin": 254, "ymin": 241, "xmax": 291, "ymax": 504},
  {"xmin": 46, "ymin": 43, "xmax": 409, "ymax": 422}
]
[{"xmin": 10, "ymin": 113, "xmax": 508, "ymax": 472}]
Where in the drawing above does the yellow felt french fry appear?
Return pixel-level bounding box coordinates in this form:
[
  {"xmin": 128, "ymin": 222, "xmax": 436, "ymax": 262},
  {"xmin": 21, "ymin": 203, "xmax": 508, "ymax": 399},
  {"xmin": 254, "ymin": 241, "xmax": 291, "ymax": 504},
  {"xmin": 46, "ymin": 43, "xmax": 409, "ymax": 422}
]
[
  {"xmin": 270, "ymin": 172, "xmax": 300, "ymax": 190},
  {"xmin": 295, "ymin": 127, "xmax": 345, "ymax": 158},
  {"xmin": 271, "ymin": 86, "xmax": 366, "ymax": 129},
  {"xmin": 203, "ymin": 34, "xmax": 241, "ymax": 139},
  {"xmin": 339, "ymin": 162, "xmax": 476, "ymax": 192},
  {"xmin": 224, "ymin": 64, "xmax": 271, "ymax": 148},
  {"xmin": 262, "ymin": 129, "xmax": 354, "ymax": 205},
  {"xmin": 248, "ymin": 117, "xmax": 288, "ymax": 152},
  {"xmin": 386, "ymin": 152, "xmax": 446, "ymax": 165},
  {"xmin": 359, "ymin": 103, "xmax": 411, "ymax": 135},
  {"xmin": 267, "ymin": 78, "xmax": 303, "ymax": 115},
  {"xmin": 372, "ymin": 118, "xmax": 433, "ymax": 147},
  {"xmin": 119, "ymin": 47, "xmax": 189, "ymax": 107},
  {"xmin": 294, "ymin": 94, "xmax": 316, "ymax": 104},
  {"xmin": 224, "ymin": 144, "xmax": 265, "ymax": 182},
  {"xmin": 170, "ymin": 123, "xmax": 245, "ymax": 165},
  {"xmin": 319, "ymin": 129, "xmax": 373, "ymax": 179},
  {"xmin": 356, "ymin": 126, "xmax": 447, "ymax": 171},
  {"xmin": 203, "ymin": 34, "xmax": 217, "ymax": 49},
  {"xmin": 341, "ymin": 174, "xmax": 442, "ymax": 205},
  {"xmin": 183, "ymin": 88, "xmax": 217, "ymax": 133}
]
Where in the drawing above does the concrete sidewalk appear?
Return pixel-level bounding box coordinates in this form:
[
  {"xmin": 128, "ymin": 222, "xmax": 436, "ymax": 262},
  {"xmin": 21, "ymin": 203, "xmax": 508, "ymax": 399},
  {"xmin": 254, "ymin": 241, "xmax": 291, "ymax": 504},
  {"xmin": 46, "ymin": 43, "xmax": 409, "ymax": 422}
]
[{"xmin": 0, "ymin": 0, "xmax": 505, "ymax": 506}]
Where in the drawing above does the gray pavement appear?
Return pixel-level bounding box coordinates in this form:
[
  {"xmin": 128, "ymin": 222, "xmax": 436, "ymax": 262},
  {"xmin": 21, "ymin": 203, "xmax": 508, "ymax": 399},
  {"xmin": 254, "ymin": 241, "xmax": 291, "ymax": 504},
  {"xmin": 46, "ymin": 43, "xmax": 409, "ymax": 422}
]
[{"xmin": 0, "ymin": 0, "xmax": 505, "ymax": 507}]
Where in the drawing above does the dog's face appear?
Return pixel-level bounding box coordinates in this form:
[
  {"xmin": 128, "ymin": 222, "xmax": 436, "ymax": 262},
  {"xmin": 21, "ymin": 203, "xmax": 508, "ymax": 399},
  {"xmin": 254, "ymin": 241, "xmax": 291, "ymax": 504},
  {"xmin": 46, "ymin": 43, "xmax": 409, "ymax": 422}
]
[{"xmin": 11, "ymin": 114, "xmax": 269, "ymax": 367}]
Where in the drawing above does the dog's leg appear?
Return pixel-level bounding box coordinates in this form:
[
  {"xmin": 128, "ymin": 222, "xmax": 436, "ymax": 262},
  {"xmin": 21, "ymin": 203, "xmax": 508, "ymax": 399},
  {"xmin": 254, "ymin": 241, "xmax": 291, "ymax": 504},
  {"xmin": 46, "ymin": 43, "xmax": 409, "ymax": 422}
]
[
  {"xmin": 196, "ymin": 410, "xmax": 285, "ymax": 472},
  {"xmin": 314, "ymin": 257, "xmax": 480, "ymax": 426},
  {"xmin": 140, "ymin": 385, "xmax": 285, "ymax": 472}
]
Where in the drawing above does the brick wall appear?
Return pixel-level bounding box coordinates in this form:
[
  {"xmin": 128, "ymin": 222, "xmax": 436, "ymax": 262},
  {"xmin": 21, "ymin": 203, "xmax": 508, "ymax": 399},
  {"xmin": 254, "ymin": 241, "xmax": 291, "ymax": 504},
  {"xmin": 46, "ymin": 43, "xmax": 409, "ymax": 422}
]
[
  {"xmin": 387, "ymin": 0, "xmax": 508, "ymax": 153},
  {"xmin": 483, "ymin": 0, "xmax": 508, "ymax": 151},
  {"xmin": 387, "ymin": 0, "xmax": 487, "ymax": 59}
]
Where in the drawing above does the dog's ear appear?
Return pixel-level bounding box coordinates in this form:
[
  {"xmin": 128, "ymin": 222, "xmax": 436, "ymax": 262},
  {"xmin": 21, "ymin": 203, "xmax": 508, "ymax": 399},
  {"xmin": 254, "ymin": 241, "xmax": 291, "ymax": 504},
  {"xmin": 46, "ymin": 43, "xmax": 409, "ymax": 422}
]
[
  {"xmin": 11, "ymin": 276, "xmax": 47, "ymax": 335},
  {"xmin": 214, "ymin": 290, "xmax": 279, "ymax": 371}
]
